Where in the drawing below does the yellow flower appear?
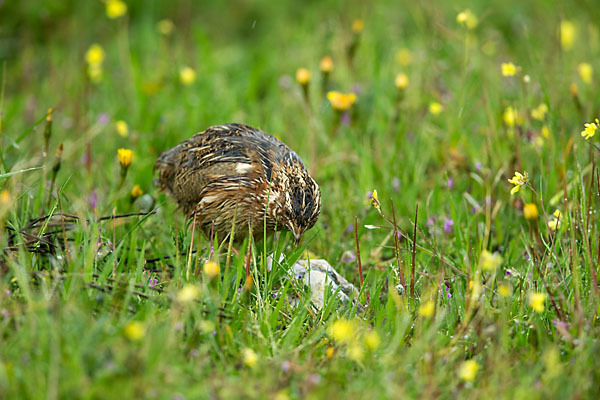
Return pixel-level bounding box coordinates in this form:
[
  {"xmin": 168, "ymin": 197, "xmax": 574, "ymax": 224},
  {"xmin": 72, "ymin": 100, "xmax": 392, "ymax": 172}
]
[
  {"xmin": 274, "ymin": 390, "xmax": 290, "ymax": 400},
  {"xmin": 429, "ymin": 102, "xmax": 443, "ymax": 115},
  {"xmin": 570, "ymin": 83, "xmax": 579, "ymax": 96},
  {"xmin": 459, "ymin": 360, "xmax": 479, "ymax": 382},
  {"xmin": 541, "ymin": 125, "xmax": 550, "ymax": 138},
  {"xmin": 577, "ymin": 63, "xmax": 593, "ymax": 84},
  {"xmin": 480, "ymin": 250, "xmax": 502, "ymax": 271},
  {"xmin": 157, "ymin": 19, "xmax": 174, "ymax": 35},
  {"xmin": 130, "ymin": 184, "xmax": 143, "ymax": 198},
  {"xmin": 295, "ymin": 68, "xmax": 311, "ymax": 85},
  {"xmin": 553, "ymin": 209, "xmax": 562, "ymax": 219},
  {"xmin": 547, "ymin": 220, "xmax": 559, "ymax": 231},
  {"xmin": 0, "ymin": 190, "xmax": 10, "ymax": 205},
  {"xmin": 529, "ymin": 292, "xmax": 546, "ymax": 313},
  {"xmin": 347, "ymin": 344, "xmax": 364, "ymax": 361},
  {"xmin": 418, "ymin": 300, "xmax": 435, "ymax": 318},
  {"xmin": 548, "ymin": 209, "xmax": 562, "ymax": 231},
  {"xmin": 501, "ymin": 62, "xmax": 519, "ymax": 77},
  {"xmin": 395, "ymin": 48, "xmax": 413, "ymax": 66},
  {"xmin": 508, "ymin": 171, "xmax": 528, "ymax": 195},
  {"xmin": 523, "ymin": 203, "xmax": 539, "ymax": 220},
  {"xmin": 456, "ymin": 9, "xmax": 478, "ymax": 30},
  {"xmin": 242, "ymin": 348, "xmax": 258, "ymax": 368},
  {"xmin": 326, "ymin": 346, "xmax": 335, "ymax": 359},
  {"xmin": 364, "ymin": 330, "xmax": 381, "ymax": 351},
  {"xmin": 327, "ymin": 91, "xmax": 357, "ymax": 112},
  {"xmin": 530, "ymin": 104, "xmax": 548, "ymax": 121},
  {"xmin": 498, "ymin": 284, "xmax": 511, "ymax": 297},
  {"xmin": 560, "ymin": 20, "xmax": 576, "ymax": 51},
  {"xmin": 177, "ymin": 284, "xmax": 199, "ymax": 303},
  {"xmin": 328, "ymin": 319, "xmax": 356, "ymax": 343},
  {"xmin": 115, "ymin": 120, "xmax": 129, "ymax": 137},
  {"xmin": 106, "ymin": 0, "xmax": 127, "ymax": 19},
  {"xmin": 117, "ymin": 148, "xmax": 133, "ymax": 168},
  {"xmin": 352, "ymin": 19, "xmax": 364, "ymax": 34},
  {"xmin": 179, "ymin": 66, "xmax": 196, "ymax": 85},
  {"xmin": 203, "ymin": 260, "xmax": 220, "ymax": 279},
  {"xmin": 370, "ymin": 190, "xmax": 381, "ymax": 212},
  {"xmin": 85, "ymin": 44, "xmax": 105, "ymax": 65},
  {"xmin": 467, "ymin": 275, "xmax": 485, "ymax": 298},
  {"xmin": 395, "ymin": 73, "xmax": 409, "ymax": 90},
  {"xmin": 581, "ymin": 119, "xmax": 599, "ymax": 140},
  {"xmin": 503, "ymin": 106, "xmax": 517, "ymax": 127},
  {"xmin": 319, "ymin": 56, "xmax": 334, "ymax": 73},
  {"xmin": 124, "ymin": 321, "xmax": 145, "ymax": 341}
]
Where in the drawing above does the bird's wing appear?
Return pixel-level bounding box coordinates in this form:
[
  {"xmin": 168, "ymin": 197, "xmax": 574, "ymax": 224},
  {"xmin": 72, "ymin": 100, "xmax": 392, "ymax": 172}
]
[{"xmin": 155, "ymin": 124, "xmax": 304, "ymax": 214}]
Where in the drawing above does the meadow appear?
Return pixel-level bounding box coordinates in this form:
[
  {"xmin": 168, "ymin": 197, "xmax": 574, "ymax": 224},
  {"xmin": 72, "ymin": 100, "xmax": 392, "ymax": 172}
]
[{"xmin": 1, "ymin": 0, "xmax": 600, "ymax": 398}]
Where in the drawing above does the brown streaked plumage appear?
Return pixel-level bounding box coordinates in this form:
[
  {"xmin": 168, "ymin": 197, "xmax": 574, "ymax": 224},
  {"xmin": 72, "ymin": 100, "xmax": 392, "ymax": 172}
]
[{"xmin": 154, "ymin": 123, "xmax": 321, "ymax": 243}]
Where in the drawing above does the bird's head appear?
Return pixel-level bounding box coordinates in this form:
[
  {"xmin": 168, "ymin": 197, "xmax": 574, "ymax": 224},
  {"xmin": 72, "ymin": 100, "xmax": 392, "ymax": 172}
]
[{"xmin": 278, "ymin": 163, "xmax": 321, "ymax": 245}]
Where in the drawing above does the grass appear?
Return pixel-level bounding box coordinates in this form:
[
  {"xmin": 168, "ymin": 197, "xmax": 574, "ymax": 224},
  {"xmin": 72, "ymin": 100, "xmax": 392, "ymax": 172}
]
[{"xmin": 1, "ymin": 0, "xmax": 600, "ymax": 398}]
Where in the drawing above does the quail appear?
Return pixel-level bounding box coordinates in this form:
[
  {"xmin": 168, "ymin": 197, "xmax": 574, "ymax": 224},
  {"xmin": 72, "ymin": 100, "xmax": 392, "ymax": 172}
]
[{"xmin": 155, "ymin": 123, "xmax": 321, "ymax": 243}]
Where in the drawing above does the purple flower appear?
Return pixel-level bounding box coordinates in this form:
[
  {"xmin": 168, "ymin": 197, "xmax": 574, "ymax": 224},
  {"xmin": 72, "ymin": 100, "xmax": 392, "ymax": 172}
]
[
  {"xmin": 426, "ymin": 217, "xmax": 435, "ymax": 227},
  {"xmin": 238, "ymin": 287, "xmax": 242, "ymax": 293},
  {"xmin": 89, "ymin": 190, "xmax": 98, "ymax": 210},
  {"xmin": 366, "ymin": 191, "xmax": 373, "ymax": 200},
  {"xmin": 443, "ymin": 284, "xmax": 452, "ymax": 298},
  {"xmin": 447, "ymin": 178, "xmax": 454, "ymax": 189},
  {"xmin": 281, "ymin": 361, "xmax": 291, "ymax": 372},
  {"xmin": 148, "ymin": 278, "xmax": 158, "ymax": 287},
  {"xmin": 345, "ymin": 224, "xmax": 354, "ymax": 233},
  {"xmin": 443, "ymin": 219, "xmax": 454, "ymax": 234},
  {"xmin": 341, "ymin": 111, "xmax": 351, "ymax": 125},
  {"xmin": 341, "ymin": 250, "xmax": 356, "ymax": 263},
  {"xmin": 475, "ymin": 161, "xmax": 482, "ymax": 171},
  {"xmin": 272, "ymin": 292, "xmax": 278, "ymax": 298},
  {"xmin": 505, "ymin": 269, "xmax": 512, "ymax": 276},
  {"xmin": 552, "ymin": 320, "xmax": 568, "ymax": 329},
  {"xmin": 212, "ymin": 330, "xmax": 217, "ymax": 336},
  {"xmin": 97, "ymin": 112, "xmax": 110, "ymax": 125}
]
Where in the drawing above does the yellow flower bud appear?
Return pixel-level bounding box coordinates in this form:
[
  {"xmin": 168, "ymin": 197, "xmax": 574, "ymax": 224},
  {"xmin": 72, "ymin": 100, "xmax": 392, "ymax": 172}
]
[
  {"xmin": 115, "ymin": 120, "xmax": 129, "ymax": 137},
  {"xmin": 117, "ymin": 148, "xmax": 133, "ymax": 168},
  {"xmin": 295, "ymin": 68, "xmax": 311, "ymax": 85},
  {"xmin": 319, "ymin": 56, "xmax": 334, "ymax": 73},
  {"xmin": 203, "ymin": 260, "xmax": 220, "ymax": 279},
  {"xmin": 106, "ymin": 0, "xmax": 127, "ymax": 19},
  {"xmin": 124, "ymin": 321, "xmax": 145, "ymax": 341},
  {"xmin": 394, "ymin": 73, "xmax": 409, "ymax": 90},
  {"xmin": 523, "ymin": 203, "xmax": 539, "ymax": 220},
  {"xmin": 352, "ymin": 19, "xmax": 364, "ymax": 34},
  {"xmin": 179, "ymin": 66, "xmax": 196, "ymax": 85}
]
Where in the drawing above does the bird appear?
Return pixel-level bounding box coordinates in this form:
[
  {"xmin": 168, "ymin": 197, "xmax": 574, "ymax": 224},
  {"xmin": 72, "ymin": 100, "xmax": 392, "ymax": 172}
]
[{"xmin": 154, "ymin": 123, "xmax": 321, "ymax": 244}]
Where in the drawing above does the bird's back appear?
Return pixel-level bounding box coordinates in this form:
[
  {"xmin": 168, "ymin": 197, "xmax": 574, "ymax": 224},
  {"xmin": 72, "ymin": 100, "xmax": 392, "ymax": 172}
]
[{"xmin": 155, "ymin": 123, "xmax": 303, "ymax": 216}]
